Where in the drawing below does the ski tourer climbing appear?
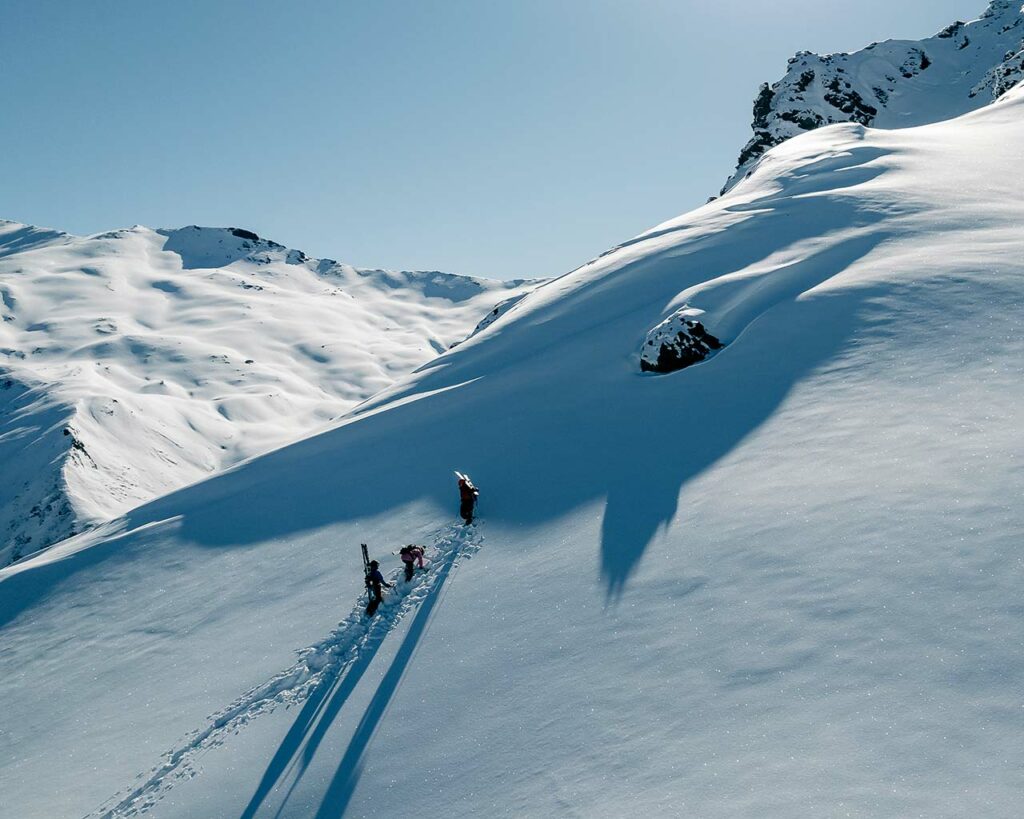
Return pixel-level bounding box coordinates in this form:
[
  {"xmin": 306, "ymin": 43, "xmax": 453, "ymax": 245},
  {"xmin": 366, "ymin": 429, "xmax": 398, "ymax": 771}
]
[
  {"xmin": 364, "ymin": 559, "xmax": 392, "ymax": 617},
  {"xmin": 399, "ymin": 545, "xmax": 425, "ymax": 582},
  {"xmin": 456, "ymin": 471, "xmax": 479, "ymax": 525}
]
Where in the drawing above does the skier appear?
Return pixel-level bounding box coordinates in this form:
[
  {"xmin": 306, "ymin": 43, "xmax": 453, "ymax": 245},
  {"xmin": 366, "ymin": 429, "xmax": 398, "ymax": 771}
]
[
  {"xmin": 365, "ymin": 559, "xmax": 392, "ymax": 617},
  {"xmin": 457, "ymin": 473, "xmax": 479, "ymax": 525},
  {"xmin": 399, "ymin": 545, "xmax": 425, "ymax": 582}
]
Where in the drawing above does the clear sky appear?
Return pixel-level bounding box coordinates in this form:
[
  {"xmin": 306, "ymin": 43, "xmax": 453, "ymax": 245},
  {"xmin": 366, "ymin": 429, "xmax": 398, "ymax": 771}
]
[{"xmin": 2, "ymin": 0, "xmax": 986, "ymax": 279}]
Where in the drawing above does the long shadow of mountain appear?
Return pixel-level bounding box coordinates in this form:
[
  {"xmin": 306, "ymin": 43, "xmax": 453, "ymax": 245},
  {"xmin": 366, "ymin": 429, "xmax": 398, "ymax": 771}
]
[
  {"xmin": 168, "ymin": 228, "xmax": 883, "ymax": 585},
  {"xmin": 220, "ymin": 211, "xmax": 892, "ymax": 817},
  {"xmin": 0, "ymin": 144, "xmax": 909, "ymax": 626},
  {"xmin": 168, "ymin": 182, "xmax": 892, "ymax": 582},
  {"xmin": 0, "ymin": 146, "xmax": 921, "ymax": 819}
]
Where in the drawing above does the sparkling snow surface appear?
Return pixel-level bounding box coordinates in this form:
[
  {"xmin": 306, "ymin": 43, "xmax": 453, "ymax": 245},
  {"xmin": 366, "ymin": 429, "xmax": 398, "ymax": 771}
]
[
  {"xmin": 0, "ymin": 224, "xmax": 536, "ymax": 563},
  {"xmin": 3, "ymin": 86, "xmax": 1024, "ymax": 817}
]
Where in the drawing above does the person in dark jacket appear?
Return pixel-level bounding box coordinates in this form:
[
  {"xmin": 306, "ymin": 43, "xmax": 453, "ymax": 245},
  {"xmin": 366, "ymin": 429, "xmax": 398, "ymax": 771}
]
[
  {"xmin": 365, "ymin": 560, "xmax": 392, "ymax": 616},
  {"xmin": 458, "ymin": 476, "xmax": 478, "ymax": 525}
]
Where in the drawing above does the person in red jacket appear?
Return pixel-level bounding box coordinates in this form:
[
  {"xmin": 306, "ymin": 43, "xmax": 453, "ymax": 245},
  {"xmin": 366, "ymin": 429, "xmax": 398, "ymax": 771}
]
[
  {"xmin": 399, "ymin": 545, "xmax": 425, "ymax": 582},
  {"xmin": 457, "ymin": 474, "xmax": 479, "ymax": 525}
]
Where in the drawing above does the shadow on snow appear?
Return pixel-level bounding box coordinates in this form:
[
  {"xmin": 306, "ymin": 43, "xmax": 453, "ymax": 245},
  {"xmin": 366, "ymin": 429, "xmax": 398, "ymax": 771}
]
[
  {"xmin": 0, "ymin": 145, "xmax": 910, "ymax": 636},
  {"xmin": 239, "ymin": 537, "xmax": 460, "ymax": 819}
]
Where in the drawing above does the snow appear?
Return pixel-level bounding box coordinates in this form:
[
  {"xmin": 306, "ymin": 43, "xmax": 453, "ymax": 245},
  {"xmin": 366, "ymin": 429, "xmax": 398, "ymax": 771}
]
[
  {"xmin": 93, "ymin": 523, "xmax": 482, "ymax": 817},
  {"xmin": 0, "ymin": 224, "xmax": 537, "ymax": 563},
  {"xmin": 3, "ymin": 48, "xmax": 1024, "ymax": 819}
]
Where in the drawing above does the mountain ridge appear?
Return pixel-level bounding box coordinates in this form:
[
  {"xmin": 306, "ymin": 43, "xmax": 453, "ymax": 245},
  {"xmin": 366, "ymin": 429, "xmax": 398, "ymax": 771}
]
[{"xmin": 0, "ymin": 220, "xmax": 538, "ymax": 563}]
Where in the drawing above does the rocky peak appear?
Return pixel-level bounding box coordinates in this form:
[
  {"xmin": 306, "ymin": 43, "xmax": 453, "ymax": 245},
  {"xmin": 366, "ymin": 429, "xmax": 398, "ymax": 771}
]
[{"xmin": 723, "ymin": 1, "xmax": 1024, "ymax": 193}]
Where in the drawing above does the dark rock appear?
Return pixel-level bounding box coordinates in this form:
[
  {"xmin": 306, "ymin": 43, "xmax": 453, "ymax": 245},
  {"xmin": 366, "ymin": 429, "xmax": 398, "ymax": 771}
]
[
  {"xmin": 640, "ymin": 311, "xmax": 723, "ymax": 374},
  {"xmin": 780, "ymin": 110, "xmax": 825, "ymax": 130},
  {"xmin": 795, "ymin": 70, "xmax": 815, "ymax": 93},
  {"xmin": 824, "ymin": 78, "xmax": 878, "ymax": 122}
]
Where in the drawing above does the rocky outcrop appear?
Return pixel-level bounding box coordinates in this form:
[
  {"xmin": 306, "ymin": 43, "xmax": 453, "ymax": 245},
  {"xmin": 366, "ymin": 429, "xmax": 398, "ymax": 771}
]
[
  {"xmin": 640, "ymin": 308, "xmax": 722, "ymax": 374},
  {"xmin": 724, "ymin": 1, "xmax": 1024, "ymax": 192},
  {"xmin": 971, "ymin": 44, "xmax": 1024, "ymax": 99}
]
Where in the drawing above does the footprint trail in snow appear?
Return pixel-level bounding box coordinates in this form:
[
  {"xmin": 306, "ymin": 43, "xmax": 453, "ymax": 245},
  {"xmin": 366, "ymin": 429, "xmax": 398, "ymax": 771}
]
[{"xmin": 89, "ymin": 523, "xmax": 482, "ymax": 818}]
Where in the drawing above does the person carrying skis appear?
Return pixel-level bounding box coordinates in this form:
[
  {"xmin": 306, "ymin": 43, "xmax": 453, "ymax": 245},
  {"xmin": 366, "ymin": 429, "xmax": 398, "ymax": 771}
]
[
  {"xmin": 365, "ymin": 559, "xmax": 392, "ymax": 616},
  {"xmin": 399, "ymin": 545, "xmax": 425, "ymax": 582},
  {"xmin": 457, "ymin": 474, "xmax": 479, "ymax": 525}
]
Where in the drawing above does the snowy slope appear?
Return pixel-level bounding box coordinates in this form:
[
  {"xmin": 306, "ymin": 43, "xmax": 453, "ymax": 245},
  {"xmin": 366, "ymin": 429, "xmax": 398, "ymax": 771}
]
[
  {"xmin": 0, "ymin": 223, "xmax": 536, "ymax": 564},
  {"xmin": 3, "ymin": 85, "xmax": 1024, "ymax": 819},
  {"xmin": 725, "ymin": 0, "xmax": 1024, "ymax": 190}
]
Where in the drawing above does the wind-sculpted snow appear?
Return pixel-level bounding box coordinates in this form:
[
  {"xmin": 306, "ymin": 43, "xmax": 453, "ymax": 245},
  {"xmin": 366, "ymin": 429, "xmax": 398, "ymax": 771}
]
[
  {"xmin": 725, "ymin": 0, "xmax": 1024, "ymax": 191},
  {"xmin": 0, "ymin": 222, "xmax": 537, "ymax": 563},
  {"xmin": 89, "ymin": 524, "xmax": 482, "ymax": 818},
  {"xmin": 5, "ymin": 51, "xmax": 1024, "ymax": 819}
]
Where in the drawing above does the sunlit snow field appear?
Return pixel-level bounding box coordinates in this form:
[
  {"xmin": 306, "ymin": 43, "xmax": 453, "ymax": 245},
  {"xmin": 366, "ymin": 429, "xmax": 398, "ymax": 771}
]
[{"xmin": 2, "ymin": 69, "xmax": 1023, "ymax": 818}]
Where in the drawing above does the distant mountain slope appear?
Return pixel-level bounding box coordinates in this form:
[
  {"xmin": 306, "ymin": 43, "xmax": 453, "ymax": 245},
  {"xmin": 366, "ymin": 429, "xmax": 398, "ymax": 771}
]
[
  {"xmin": 0, "ymin": 222, "xmax": 537, "ymax": 563},
  {"xmin": 724, "ymin": 0, "xmax": 1024, "ymax": 190},
  {"xmin": 2, "ymin": 77, "xmax": 1022, "ymax": 819}
]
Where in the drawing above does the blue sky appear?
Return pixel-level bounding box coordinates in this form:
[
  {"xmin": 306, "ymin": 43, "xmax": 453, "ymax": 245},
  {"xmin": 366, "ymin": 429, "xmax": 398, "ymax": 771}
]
[{"xmin": 3, "ymin": 0, "xmax": 983, "ymax": 279}]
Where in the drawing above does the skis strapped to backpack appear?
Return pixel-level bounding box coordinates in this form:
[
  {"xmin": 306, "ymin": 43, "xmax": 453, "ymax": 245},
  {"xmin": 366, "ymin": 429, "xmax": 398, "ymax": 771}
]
[
  {"xmin": 360, "ymin": 543, "xmax": 371, "ymax": 602},
  {"xmin": 455, "ymin": 471, "xmax": 480, "ymax": 519}
]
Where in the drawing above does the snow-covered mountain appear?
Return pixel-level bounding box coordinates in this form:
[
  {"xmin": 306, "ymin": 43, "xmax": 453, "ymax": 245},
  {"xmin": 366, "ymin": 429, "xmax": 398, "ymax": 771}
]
[
  {"xmin": 3, "ymin": 56, "xmax": 1022, "ymax": 819},
  {"xmin": 724, "ymin": 0, "xmax": 1024, "ymax": 190},
  {"xmin": 0, "ymin": 222, "xmax": 537, "ymax": 564}
]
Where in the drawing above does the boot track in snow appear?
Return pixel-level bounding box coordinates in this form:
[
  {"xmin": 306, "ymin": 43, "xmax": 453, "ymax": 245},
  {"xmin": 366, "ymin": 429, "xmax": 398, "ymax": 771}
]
[{"xmin": 88, "ymin": 523, "xmax": 482, "ymax": 818}]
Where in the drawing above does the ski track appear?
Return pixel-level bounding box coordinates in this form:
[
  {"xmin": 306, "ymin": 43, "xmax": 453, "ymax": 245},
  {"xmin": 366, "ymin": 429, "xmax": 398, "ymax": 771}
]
[{"xmin": 88, "ymin": 523, "xmax": 482, "ymax": 819}]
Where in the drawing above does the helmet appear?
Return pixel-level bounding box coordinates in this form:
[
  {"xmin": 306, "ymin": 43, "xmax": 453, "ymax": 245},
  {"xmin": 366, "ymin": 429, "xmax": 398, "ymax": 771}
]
[{"xmin": 369, "ymin": 560, "xmax": 379, "ymax": 568}]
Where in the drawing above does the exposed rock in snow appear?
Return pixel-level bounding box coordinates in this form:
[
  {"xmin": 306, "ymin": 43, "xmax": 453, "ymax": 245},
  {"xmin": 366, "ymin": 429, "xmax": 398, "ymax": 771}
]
[
  {"xmin": 724, "ymin": 0, "xmax": 1024, "ymax": 191},
  {"xmin": 0, "ymin": 221, "xmax": 540, "ymax": 563},
  {"xmin": 640, "ymin": 306, "xmax": 722, "ymax": 373},
  {"xmin": 971, "ymin": 42, "xmax": 1024, "ymax": 98}
]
